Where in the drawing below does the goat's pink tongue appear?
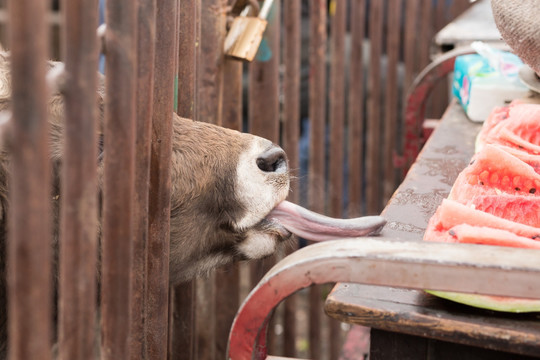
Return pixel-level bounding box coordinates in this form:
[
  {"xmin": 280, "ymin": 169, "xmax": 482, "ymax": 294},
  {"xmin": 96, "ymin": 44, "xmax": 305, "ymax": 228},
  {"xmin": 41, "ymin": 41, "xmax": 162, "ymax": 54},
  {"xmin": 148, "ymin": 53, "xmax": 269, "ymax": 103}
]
[{"xmin": 267, "ymin": 201, "xmax": 386, "ymax": 241}]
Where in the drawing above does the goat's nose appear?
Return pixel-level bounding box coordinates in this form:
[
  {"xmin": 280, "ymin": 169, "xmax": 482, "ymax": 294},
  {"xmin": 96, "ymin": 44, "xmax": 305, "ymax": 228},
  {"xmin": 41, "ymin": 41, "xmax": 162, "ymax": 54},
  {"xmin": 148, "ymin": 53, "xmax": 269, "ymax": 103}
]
[{"xmin": 256, "ymin": 146, "xmax": 288, "ymax": 173}]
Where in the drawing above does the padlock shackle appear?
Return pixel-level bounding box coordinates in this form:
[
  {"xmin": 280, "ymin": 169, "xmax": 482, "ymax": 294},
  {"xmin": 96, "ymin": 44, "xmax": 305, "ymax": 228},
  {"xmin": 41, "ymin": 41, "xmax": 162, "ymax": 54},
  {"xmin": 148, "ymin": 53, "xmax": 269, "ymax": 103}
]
[{"xmin": 258, "ymin": 0, "xmax": 274, "ymax": 20}]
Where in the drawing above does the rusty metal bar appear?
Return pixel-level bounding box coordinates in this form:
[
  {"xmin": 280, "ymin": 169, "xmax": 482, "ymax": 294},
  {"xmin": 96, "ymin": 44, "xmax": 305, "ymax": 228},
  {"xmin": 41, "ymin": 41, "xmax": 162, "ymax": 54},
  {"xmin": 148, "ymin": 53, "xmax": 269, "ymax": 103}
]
[
  {"xmin": 347, "ymin": 0, "xmax": 366, "ymax": 218},
  {"xmin": 366, "ymin": 0, "xmax": 383, "ymax": 214},
  {"xmin": 58, "ymin": 0, "xmax": 99, "ymax": 359},
  {"xmin": 130, "ymin": 0, "xmax": 156, "ymax": 359},
  {"xmin": 282, "ymin": 0, "xmax": 301, "ymax": 356},
  {"xmin": 101, "ymin": 0, "xmax": 137, "ymax": 358},
  {"xmin": 308, "ymin": 2, "xmax": 327, "ymax": 357},
  {"xmin": 146, "ymin": 0, "xmax": 177, "ymax": 358},
  {"xmin": 383, "ymin": 0, "xmax": 401, "ymax": 203},
  {"xmin": 7, "ymin": 0, "xmax": 52, "ymax": 359}
]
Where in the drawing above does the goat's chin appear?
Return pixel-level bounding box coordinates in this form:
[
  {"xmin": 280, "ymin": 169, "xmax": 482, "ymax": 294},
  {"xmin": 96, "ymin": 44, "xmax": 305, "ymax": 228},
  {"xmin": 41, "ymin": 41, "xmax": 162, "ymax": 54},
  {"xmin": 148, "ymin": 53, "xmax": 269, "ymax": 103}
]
[{"xmin": 236, "ymin": 220, "xmax": 292, "ymax": 260}]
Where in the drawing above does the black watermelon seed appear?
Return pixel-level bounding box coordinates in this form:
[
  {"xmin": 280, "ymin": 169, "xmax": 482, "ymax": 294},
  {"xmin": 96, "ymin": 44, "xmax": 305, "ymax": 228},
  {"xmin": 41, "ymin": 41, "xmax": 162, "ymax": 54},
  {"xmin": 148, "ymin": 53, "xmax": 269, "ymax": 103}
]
[
  {"xmin": 515, "ymin": 187, "xmax": 520, "ymax": 191},
  {"xmin": 530, "ymin": 188, "xmax": 536, "ymax": 194},
  {"xmin": 448, "ymin": 229, "xmax": 457, "ymax": 237}
]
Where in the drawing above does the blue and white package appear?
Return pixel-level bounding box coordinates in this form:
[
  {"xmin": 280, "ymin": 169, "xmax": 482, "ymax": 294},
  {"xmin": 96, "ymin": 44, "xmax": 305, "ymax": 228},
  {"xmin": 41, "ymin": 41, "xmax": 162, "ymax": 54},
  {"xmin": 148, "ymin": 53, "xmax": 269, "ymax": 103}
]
[{"xmin": 452, "ymin": 42, "xmax": 529, "ymax": 122}]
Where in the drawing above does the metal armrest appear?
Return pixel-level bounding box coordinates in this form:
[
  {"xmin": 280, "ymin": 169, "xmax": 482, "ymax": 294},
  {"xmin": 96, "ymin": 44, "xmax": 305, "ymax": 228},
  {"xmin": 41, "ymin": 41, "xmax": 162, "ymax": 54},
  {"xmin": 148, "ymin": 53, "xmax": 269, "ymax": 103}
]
[{"xmin": 227, "ymin": 238, "xmax": 540, "ymax": 360}]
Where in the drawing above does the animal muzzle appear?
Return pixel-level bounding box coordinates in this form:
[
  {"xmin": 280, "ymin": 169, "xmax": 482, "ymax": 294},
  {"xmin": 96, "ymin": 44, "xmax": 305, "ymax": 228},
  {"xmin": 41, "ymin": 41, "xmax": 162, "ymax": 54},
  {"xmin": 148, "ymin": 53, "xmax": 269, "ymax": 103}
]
[{"xmin": 256, "ymin": 145, "xmax": 288, "ymax": 174}]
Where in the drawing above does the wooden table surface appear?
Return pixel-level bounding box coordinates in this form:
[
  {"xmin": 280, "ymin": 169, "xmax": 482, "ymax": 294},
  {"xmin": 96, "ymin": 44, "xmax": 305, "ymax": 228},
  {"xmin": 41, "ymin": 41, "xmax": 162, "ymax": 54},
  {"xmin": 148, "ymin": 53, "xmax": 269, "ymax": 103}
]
[{"xmin": 325, "ymin": 101, "xmax": 540, "ymax": 359}]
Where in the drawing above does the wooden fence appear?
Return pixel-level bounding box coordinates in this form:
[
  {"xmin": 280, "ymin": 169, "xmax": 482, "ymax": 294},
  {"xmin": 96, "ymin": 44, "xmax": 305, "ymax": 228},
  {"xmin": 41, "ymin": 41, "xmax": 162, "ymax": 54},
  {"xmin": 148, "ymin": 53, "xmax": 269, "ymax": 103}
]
[{"xmin": 2, "ymin": 0, "xmax": 472, "ymax": 359}]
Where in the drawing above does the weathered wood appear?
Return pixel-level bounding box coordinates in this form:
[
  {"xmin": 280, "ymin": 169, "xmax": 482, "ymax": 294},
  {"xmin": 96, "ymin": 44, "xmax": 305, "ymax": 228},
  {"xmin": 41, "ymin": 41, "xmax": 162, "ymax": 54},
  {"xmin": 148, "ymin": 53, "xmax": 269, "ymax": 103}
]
[
  {"xmin": 170, "ymin": 281, "xmax": 196, "ymax": 360},
  {"xmin": 171, "ymin": 1, "xmax": 197, "ymax": 358},
  {"xmin": 328, "ymin": 1, "xmax": 347, "ymax": 358},
  {"xmin": 347, "ymin": 0, "xmax": 366, "ymax": 218},
  {"xmin": 177, "ymin": 0, "xmax": 197, "ymax": 120},
  {"xmin": 247, "ymin": 1, "xmax": 280, "ymax": 352},
  {"xmin": 308, "ymin": 1, "xmax": 327, "ymax": 357},
  {"xmin": 101, "ymin": 0, "xmax": 137, "ymax": 357},
  {"xmin": 7, "ymin": 0, "xmax": 52, "ymax": 358},
  {"xmin": 146, "ymin": 0, "xmax": 177, "ymax": 358},
  {"xmin": 282, "ymin": 0, "xmax": 301, "ymax": 356},
  {"xmin": 131, "ymin": 0, "xmax": 156, "ymax": 358},
  {"xmin": 58, "ymin": 0, "xmax": 99, "ymax": 359},
  {"xmin": 366, "ymin": 0, "xmax": 383, "ymax": 214},
  {"xmin": 383, "ymin": 0, "xmax": 401, "ymax": 204}
]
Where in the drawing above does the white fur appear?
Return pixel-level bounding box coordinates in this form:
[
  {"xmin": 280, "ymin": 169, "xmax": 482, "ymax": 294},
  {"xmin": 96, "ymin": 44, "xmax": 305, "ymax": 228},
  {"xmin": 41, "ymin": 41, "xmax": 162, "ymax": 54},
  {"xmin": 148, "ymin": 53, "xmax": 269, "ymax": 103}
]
[
  {"xmin": 234, "ymin": 138, "xmax": 289, "ymax": 230},
  {"xmin": 237, "ymin": 232, "xmax": 277, "ymax": 259}
]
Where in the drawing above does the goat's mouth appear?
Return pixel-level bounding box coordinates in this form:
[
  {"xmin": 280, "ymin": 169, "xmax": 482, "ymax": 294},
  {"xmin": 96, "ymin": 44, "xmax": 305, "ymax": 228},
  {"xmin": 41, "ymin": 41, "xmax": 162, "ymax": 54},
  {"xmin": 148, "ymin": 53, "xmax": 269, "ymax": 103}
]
[{"xmin": 264, "ymin": 200, "xmax": 387, "ymax": 241}]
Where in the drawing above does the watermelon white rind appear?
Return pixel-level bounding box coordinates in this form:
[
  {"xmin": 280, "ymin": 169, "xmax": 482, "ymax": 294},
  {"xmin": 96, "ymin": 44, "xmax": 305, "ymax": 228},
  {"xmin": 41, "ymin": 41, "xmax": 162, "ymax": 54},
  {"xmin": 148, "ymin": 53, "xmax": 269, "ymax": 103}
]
[{"xmin": 426, "ymin": 290, "xmax": 540, "ymax": 313}]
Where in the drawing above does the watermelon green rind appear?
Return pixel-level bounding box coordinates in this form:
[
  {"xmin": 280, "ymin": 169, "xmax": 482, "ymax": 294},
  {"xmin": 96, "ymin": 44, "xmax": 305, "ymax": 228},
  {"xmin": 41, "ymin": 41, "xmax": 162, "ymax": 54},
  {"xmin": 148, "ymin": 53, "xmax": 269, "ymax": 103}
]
[{"xmin": 425, "ymin": 290, "xmax": 540, "ymax": 313}]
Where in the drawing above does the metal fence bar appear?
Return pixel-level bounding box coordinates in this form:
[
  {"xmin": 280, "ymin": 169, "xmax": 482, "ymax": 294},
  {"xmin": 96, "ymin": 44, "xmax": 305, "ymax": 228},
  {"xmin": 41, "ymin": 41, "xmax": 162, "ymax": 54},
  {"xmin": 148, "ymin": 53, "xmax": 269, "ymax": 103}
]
[
  {"xmin": 282, "ymin": 0, "xmax": 301, "ymax": 356},
  {"xmin": 131, "ymin": 0, "xmax": 156, "ymax": 358},
  {"xmin": 147, "ymin": 0, "xmax": 177, "ymax": 358},
  {"xmin": 58, "ymin": 0, "xmax": 99, "ymax": 359},
  {"xmin": 101, "ymin": 0, "xmax": 137, "ymax": 358},
  {"xmin": 7, "ymin": 0, "xmax": 52, "ymax": 359}
]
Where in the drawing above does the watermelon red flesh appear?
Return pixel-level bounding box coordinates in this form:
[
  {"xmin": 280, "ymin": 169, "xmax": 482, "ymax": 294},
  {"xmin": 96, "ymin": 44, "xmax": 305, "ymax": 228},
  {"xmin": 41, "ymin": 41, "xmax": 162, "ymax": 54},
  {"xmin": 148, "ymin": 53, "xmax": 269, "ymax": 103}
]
[
  {"xmin": 449, "ymin": 144, "xmax": 540, "ymax": 202},
  {"xmin": 466, "ymin": 194, "xmax": 540, "ymax": 227},
  {"xmin": 492, "ymin": 145, "xmax": 540, "ymax": 175},
  {"xmin": 423, "ymin": 199, "xmax": 540, "ymax": 241},
  {"xmin": 476, "ymin": 102, "xmax": 540, "ymax": 154}
]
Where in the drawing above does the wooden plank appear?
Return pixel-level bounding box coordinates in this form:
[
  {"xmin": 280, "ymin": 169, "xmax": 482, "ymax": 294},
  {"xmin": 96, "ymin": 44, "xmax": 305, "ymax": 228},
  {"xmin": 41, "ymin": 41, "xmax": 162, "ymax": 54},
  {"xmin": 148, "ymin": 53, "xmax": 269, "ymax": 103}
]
[
  {"xmin": 247, "ymin": 2, "xmax": 281, "ymax": 352},
  {"xmin": 366, "ymin": 0, "xmax": 383, "ymax": 214},
  {"xmin": 101, "ymin": 0, "xmax": 137, "ymax": 358},
  {"xmin": 7, "ymin": 0, "xmax": 52, "ymax": 358},
  {"xmin": 419, "ymin": 0, "xmax": 433, "ymax": 70},
  {"xmin": 347, "ymin": 0, "xmax": 366, "ymax": 217},
  {"xmin": 383, "ymin": 0, "xmax": 401, "ymax": 203},
  {"xmin": 170, "ymin": 281, "xmax": 196, "ymax": 360},
  {"xmin": 146, "ymin": 0, "xmax": 177, "ymax": 358},
  {"xmin": 216, "ymin": 1, "xmax": 243, "ymax": 353},
  {"xmin": 308, "ymin": 2, "xmax": 327, "ymax": 357},
  {"xmin": 58, "ymin": 0, "xmax": 99, "ymax": 359},
  {"xmin": 328, "ymin": 1, "xmax": 347, "ymax": 358},
  {"xmin": 282, "ymin": 0, "xmax": 301, "ymax": 356},
  {"xmin": 170, "ymin": 1, "xmax": 197, "ymax": 358},
  {"xmin": 198, "ymin": 0, "xmax": 226, "ymax": 125},
  {"xmin": 131, "ymin": 0, "xmax": 156, "ymax": 358},
  {"xmin": 177, "ymin": 0, "xmax": 197, "ymax": 120}
]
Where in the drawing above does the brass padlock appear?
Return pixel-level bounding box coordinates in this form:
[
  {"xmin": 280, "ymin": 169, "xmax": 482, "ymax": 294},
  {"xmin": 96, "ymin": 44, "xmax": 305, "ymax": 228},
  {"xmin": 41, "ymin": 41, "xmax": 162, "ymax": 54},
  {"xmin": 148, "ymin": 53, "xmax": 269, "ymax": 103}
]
[{"xmin": 224, "ymin": 0, "xmax": 274, "ymax": 62}]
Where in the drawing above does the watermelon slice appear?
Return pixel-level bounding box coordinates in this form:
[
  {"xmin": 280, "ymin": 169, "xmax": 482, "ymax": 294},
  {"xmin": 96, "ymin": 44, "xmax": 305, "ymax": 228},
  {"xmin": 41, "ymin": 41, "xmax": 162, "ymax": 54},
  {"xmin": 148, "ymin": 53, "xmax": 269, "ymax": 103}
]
[
  {"xmin": 449, "ymin": 145, "xmax": 540, "ymax": 202},
  {"xmin": 491, "ymin": 145, "xmax": 540, "ymax": 175},
  {"xmin": 476, "ymin": 102, "xmax": 540, "ymax": 154},
  {"xmin": 424, "ymin": 199, "xmax": 540, "ymax": 240},
  {"xmin": 465, "ymin": 194, "xmax": 540, "ymax": 227}
]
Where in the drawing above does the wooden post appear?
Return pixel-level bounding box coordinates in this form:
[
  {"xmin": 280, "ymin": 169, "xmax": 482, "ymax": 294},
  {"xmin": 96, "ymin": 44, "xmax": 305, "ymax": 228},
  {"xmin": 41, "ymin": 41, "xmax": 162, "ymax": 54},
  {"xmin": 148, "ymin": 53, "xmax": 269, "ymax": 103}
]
[
  {"xmin": 131, "ymin": 0, "xmax": 156, "ymax": 358},
  {"xmin": 7, "ymin": 0, "xmax": 52, "ymax": 358},
  {"xmin": 101, "ymin": 0, "xmax": 137, "ymax": 358},
  {"xmin": 282, "ymin": 0, "xmax": 301, "ymax": 356},
  {"xmin": 59, "ymin": 0, "xmax": 99, "ymax": 359},
  {"xmin": 347, "ymin": 0, "xmax": 366, "ymax": 218},
  {"xmin": 146, "ymin": 0, "xmax": 177, "ymax": 358}
]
